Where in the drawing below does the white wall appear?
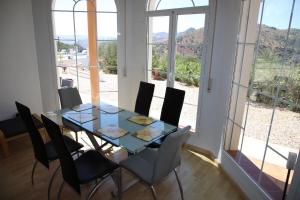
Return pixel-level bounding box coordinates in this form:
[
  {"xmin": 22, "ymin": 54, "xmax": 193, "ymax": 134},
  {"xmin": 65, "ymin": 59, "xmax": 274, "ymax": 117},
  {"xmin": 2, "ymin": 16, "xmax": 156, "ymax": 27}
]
[
  {"xmin": 116, "ymin": 0, "xmax": 147, "ymax": 111},
  {"xmin": 0, "ymin": 0, "xmax": 44, "ymax": 120},
  {"xmin": 31, "ymin": 0, "xmax": 60, "ymax": 112}
]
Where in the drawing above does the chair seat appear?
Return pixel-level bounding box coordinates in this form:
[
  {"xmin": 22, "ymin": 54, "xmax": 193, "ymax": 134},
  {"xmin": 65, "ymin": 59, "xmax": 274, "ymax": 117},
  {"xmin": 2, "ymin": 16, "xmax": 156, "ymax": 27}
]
[
  {"xmin": 75, "ymin": 150, "xmax": 118, "ymax": 184},
  {"xmin": 0, "ymin": 115, "xmax": 43, "ymax": 138},
  {"xmin": 45, "ymin": 135, "xmax": 83, "ymax": 160},
  {"xmin": 120, "ymin": 148, "xmax": 158, "ymax": 184}
]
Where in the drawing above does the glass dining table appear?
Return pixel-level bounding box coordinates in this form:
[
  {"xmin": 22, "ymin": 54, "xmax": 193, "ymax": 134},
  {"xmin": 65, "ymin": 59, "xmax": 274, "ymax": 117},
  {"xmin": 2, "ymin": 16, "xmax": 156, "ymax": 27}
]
[{"xmin": 45, "ymin": 102, "xmax": 177, "ymax": 154}]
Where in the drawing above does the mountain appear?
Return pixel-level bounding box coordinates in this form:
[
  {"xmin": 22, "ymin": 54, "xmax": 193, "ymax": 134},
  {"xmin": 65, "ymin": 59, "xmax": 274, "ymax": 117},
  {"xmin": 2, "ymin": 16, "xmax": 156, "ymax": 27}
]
[
  {"xmin": 56, "ymin": 25, "xmax": 300, "ymax": 64},
  {"xmin": 152, "ymin": 32, "xmax": 168, "ymax": 43},
  {"xmin": 152, "ymin": 25, "xmax": 300, "ymax": 64},
  {"xmin": 152, "ymin": 27, "xmax": 204, "ymax": 44},
  {"xmin": 259, "ymin": 25, "xmax": 300, "ymax": 64},
  {"xmin": 55, "ymin": 35, "xmax": 117, "ymax": 49},
  {"xmin": 152, "ymin": 27, "xmax": 204, "ymax": 58}
]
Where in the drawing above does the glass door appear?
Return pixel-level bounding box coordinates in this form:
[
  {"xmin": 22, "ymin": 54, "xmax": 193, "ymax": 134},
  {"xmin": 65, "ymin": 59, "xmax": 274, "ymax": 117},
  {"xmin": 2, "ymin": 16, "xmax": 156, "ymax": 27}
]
[
  {"xmin": 147, "ymin": 10, "xmax": 208, "ymax": 131},
  {"xmin": 174, "ymin": 13, "xmax": 206, "ymax": 130}
]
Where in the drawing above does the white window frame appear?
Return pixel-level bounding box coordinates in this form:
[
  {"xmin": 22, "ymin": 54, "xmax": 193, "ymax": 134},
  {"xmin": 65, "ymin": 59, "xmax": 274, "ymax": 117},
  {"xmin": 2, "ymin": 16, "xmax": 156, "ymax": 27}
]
[
  {"xmin": 145, "ymin": 2, "xmax": 215, "ymax": 132},
  {"xmin": 51, "ymin": 0, "xmax": 119, "ymax": 100}
]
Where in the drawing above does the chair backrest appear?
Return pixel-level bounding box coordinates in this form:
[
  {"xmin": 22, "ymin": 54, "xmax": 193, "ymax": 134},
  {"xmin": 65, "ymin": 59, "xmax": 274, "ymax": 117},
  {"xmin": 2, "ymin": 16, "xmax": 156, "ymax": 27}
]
[
  {"xmin": 58, "ymin": 87, "xmax": 82, "ymax": 109},
  {"xmin": 152, "ymin": 126, "xmax": 191, "ymax": 183},
  {"xmin": 160, "ymin": 87, "xmax": 185, "ymax": 126},
  {"xmin": 41, "ymin": 115, "xmax": 81, "ymax": 194},
  {"xmin": 15, "ymin": 101, "xmax": 49, "ymax": 168},
  {"xmin": 134, "ymin": 81, "xmax": 155, "ymax": 116}
]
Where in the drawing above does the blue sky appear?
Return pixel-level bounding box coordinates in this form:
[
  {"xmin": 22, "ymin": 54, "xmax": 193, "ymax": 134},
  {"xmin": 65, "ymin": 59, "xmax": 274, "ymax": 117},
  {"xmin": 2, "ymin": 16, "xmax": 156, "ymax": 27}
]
[
  {"xmin": 53, "ymin": 0, "xmax": 300, "ymax": 37},
  {"xmin": 262, "ymin": 0, "xmax": 300, "ymax": 29}
]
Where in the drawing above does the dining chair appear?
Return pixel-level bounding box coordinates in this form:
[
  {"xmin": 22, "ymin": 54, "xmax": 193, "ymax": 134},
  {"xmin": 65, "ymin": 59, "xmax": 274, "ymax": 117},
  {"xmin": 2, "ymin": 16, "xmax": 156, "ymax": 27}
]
[
  {"xmin": 58, "ymin": 87, "xmax": 83, "ymax": 142},
  {"xmin": 148, "ymin": 87, "xmax": 185, "ymax": 148},
  {"xmin": 41, "ymin": 114, "xmax": 120, "ymax": 200},
  {"xmin": 160, "ymin": 87, "xmax": 185, "ymax": 126},
  {"xmin": 134, "ymin": 81, "xmax": 155, "ymax": 116},
  {"xmin": 120, "ymin": 126, "xmax": 191, "ymax": 200},
  {"xmin": 15, "ymin": 101, "xmax": 83, "ymax": 200}
]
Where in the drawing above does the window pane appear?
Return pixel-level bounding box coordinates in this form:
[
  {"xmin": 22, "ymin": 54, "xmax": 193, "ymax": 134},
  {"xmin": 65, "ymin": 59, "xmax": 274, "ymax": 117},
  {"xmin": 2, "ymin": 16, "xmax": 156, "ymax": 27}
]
[
  {"xmin": 261, "ymin": 0, "xmax": 294, "ymax": 30},
  {"xmin": 149, "ymin": 96, "xmax": 164, "ymax": 119},
  {"xmin": 175, "ymin": 14, "xmax": 205, "ymax": 130},
  {"xmin": 148, "ymin": 16, "xmax": 169, "ymax": 44},
  {"xmin": 148, "ymin": 16, "xmax": 169, "ymax": 117},
  {"xmin": 53, "ymin": 0, "xmax": 75, "ymax": 10},
  {"xmin": 278, "ymin": 0, "xmax": 300, "ymax": 109},
  {"xmin": 74, "ymin": 12, "xmax": 88, "ymax": 38},
  {"xmin": 77, "ymin": 68, "xmax": 92, "ymax": 103},
  {"xmin": 55, "ymin": 40, "xmax": 76, "ymax": 67},
  {"xmin": 97, "ymin": 13, "xmax": 117, "ymax": 40},
  {"xmin": 96, "ymin": 0, "xmax": 117, "ymax": 12},
  {"xmin": 98, "ymin": 41, "xmax": 118, "ymax": 106},
  {"xmin": 53, "ymin": 12, "xmax": 74, "ymax": 37},
  {"xmin": 148, "ymin": 39, "xmax": 168, "ymax": 119},
  {"xmin": 73, "ymin": 0, "xmax": 87, "ymax": 12},
  {"xmin": 147, "ymin": 0, "xmax": 208, "ymax": 11},
  {"xmin": 148, "ymin": 44, "xmax": 168, "ymax": 98}
]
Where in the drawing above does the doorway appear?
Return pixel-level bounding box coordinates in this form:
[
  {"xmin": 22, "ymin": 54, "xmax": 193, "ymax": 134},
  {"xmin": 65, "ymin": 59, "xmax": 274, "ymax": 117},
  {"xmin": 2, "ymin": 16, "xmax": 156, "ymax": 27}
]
[{"xmin": 147, "ymin": 8, "xmax": 209, "ymax": 131}]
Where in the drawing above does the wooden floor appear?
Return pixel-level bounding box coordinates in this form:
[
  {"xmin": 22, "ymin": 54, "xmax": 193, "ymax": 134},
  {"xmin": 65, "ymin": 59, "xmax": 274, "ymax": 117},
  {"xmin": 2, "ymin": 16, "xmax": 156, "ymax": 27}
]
[{"xmin": 0, "ymin": 135, "xmax": 245, "ymax": 200}]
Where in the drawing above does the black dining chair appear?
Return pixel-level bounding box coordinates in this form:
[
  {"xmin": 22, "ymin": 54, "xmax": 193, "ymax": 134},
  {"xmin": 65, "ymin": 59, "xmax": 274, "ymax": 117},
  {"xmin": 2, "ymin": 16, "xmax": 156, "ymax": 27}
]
[
  {"xmin": 134, "ymin": 81, "xmax": 155, "ymax": 116},
  {"xmin": 58, "ymin": 87, "xmax": 83, "ymax": 142},
  {"xmin": 160, "ymin": 87, "xmax": 185, "ymax": 126},
  {"xmin": 41, "ymin": 114, "xmax": 120, "ymax": 200},
  {"xmin": 15, "ymin": 101, "xmax": 83, "ymax": 200},
  {"xmin": 148, "ymin": 87, "xmax": 185, "ymax": 148}
]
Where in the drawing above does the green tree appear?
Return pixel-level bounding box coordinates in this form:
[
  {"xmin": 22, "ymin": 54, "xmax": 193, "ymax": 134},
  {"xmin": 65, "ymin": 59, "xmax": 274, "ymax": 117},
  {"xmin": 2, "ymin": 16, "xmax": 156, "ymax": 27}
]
[
  {"xmin": 57, "ymin": 41, "xmax": 73, "ymax": 51},
  {"xmin": 57, "ymin": 41, "xmax": 84, "ymax": 52},
  {"xmin": 98, "ymin": 41, "xmax": 118, "ymax": 74}
]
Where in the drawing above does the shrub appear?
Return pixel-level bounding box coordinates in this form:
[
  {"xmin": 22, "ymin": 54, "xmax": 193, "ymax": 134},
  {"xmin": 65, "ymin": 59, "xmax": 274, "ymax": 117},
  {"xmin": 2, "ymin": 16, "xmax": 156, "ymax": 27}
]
[
  {"xmin": 175, "ymin": 55, "xmax": 201, "ymax": 86},
  {"xmin": 103, "ymin": 65, "xmax": 117, "ymax": 74},
  {"xmin": 250, "ymin": 63, "xmax": 300, "ymax": 112}
]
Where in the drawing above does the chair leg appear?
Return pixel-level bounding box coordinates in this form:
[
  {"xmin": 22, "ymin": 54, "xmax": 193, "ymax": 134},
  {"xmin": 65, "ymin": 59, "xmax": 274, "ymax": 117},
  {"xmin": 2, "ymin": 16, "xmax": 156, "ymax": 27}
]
[
  {"xmin": 57, "ymin": 181, "xmax": 65, "ymax": 200},
  {"xmin": 174, "ymin": 169, "xmax": 184, "ymax": 200},
  {"xmin": 48, "ymin": 165, "xmax": 61, "ymax": 200},
  {"xmin": 75, "ymin": 131, "xmax": 78, "ymax": 142},
  {"xmin": 31, "ymin": 160, "xmax": 38, "ymax": 185},
  {"xmin": 87, "ymin": 176, "xmax": 108, "ymax": 200},
  {"xmin": 110, "ymin": 168, "xmax": 122, "ymax": 200},
  {"xmin": 118, "ymin": 168, "xmax": 122, "ymax": 200},
  {"xmin": 150, "ymin": 185, "xmax": 158, "ymax": 200},
  {"xmin": 0, "ymin": 130, "xmax": 10, "ymax": 157}
]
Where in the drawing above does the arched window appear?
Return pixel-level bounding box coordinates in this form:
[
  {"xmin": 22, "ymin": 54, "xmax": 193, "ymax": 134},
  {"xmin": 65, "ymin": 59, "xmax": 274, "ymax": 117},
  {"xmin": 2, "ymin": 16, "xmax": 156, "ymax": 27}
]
[
  {"xmin": 146, "ymin": 0, "xmax": 210, "ymax": 131},
  {"xmin": 52, "ymin": 0, "xmax": 118, "ymax": 105},
  {"xmin": 147, "ymin": 0, "xmax": 208, "ymax": 11}
]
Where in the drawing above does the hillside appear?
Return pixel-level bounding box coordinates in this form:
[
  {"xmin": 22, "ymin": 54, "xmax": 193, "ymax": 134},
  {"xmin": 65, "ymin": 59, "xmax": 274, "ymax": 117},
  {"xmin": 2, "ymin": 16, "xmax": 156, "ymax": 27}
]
[
  {"xmin": 152, "ymin": 25, "xmax": 300, "ymax": 64},
  {"xmin": 259, "ymin": 25, "xmax": 300, "ymax": 63},
  {"xmin": 56, "ymin": 25, "xmax": 300, "ymax": 64}
]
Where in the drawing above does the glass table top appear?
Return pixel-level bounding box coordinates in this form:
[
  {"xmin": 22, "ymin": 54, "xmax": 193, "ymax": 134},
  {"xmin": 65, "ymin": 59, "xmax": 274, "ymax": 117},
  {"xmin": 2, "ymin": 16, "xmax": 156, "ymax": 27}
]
[{"xmin": 45, "ymin": 102, "xmax": 177, "ymax": 153}]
